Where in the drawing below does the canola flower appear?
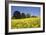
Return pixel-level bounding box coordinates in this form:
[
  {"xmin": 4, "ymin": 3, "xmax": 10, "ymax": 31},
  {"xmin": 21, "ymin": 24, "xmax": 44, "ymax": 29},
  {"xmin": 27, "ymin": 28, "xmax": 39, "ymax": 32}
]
[{"xmin": 11, "ymin": 17, "xmax": 40, "ymax": 29}]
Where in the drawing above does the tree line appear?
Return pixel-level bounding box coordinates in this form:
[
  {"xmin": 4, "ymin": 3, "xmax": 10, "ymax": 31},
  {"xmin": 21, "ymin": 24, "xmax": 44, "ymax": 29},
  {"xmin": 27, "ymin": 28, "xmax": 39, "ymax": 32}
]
[{"xmin": 12, "ymin": 11, "xmax": 31, "ymax": 19}]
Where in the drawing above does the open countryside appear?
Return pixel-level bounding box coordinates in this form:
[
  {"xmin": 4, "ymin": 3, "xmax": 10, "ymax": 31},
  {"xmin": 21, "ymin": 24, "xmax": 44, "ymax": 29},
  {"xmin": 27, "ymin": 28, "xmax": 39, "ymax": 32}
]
[{"xmin": 11, "ymin": 6, "xmax": 40, "ymax": 29}]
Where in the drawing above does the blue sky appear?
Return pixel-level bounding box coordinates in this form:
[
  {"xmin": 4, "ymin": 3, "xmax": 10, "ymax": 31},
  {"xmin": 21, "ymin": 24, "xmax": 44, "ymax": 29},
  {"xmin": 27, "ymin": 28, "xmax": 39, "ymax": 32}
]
[{"xmin": 11, "ymin": 6, "xmax": 40, "ymax": 16}]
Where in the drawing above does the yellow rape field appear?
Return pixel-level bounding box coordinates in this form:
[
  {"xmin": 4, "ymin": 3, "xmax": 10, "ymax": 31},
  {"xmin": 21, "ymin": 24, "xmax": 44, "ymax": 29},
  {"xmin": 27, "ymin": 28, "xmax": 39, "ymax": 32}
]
[{"xmin": 11, "ymin": 17, "xmax": 40, "ymax": 29}]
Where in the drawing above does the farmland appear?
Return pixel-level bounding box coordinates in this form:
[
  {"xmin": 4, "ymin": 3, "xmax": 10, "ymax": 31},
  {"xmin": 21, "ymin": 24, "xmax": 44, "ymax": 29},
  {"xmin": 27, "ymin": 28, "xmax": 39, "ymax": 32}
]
[{"xmin": 11, "ymin": 17, "xmax": 40, "ymax": 29}]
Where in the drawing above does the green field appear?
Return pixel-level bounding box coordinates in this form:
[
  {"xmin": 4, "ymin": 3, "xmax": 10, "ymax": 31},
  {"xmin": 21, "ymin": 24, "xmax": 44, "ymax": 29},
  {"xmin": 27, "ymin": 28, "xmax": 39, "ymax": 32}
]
[{"xmin": 11, "ymin": 17, "xmax": 40, "ymax": 29}]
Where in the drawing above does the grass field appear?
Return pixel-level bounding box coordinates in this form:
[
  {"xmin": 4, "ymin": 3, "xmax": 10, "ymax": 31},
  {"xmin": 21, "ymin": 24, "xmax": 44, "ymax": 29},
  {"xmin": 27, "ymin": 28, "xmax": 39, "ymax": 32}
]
[{"xmin": 11, "ymin": 17, "xmax": 40, "ymax": 29}]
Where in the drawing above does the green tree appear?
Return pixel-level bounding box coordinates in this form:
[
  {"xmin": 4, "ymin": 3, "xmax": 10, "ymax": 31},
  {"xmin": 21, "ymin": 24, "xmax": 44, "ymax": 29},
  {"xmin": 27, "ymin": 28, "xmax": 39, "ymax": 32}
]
[
  {"xmin": 26, "ymin": 13, "xmax": 30, "ymax": 18},
  {"xmin": 21, "ymin": 13, "xmax": 26, "ymax": 18},
  {"xmin": 13, "ymin": 11, "xmax": 21, "ymax": 19}
]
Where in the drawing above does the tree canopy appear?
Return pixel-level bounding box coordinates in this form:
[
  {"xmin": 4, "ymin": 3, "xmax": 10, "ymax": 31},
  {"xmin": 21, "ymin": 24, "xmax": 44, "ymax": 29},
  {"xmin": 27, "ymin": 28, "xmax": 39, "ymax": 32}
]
[{"xmin": 12, "ymin": 11, "xmax": 31, "ymax": 19}]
